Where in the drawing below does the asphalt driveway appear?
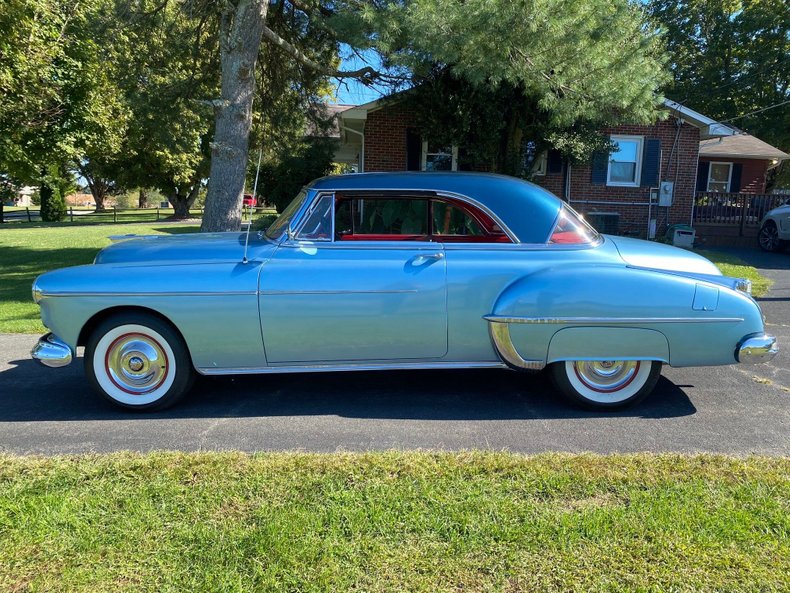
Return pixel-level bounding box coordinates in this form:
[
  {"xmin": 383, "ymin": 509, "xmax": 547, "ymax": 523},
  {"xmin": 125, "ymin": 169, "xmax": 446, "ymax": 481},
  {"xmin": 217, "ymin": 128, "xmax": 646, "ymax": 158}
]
[{"xmin": 1, "ymin": 247, "xmax": 788, "ymax": 456}]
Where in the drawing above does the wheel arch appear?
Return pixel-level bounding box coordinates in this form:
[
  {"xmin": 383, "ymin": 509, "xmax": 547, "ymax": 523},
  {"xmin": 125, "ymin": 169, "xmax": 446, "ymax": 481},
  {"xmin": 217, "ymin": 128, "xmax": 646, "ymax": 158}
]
[
  {"xmin": 77, "ymin": 305, "xmax": 189, "ymax": 354},
  {"xmin": 546, "ymin": 327, "xmax": 670, "ymax": 364}
]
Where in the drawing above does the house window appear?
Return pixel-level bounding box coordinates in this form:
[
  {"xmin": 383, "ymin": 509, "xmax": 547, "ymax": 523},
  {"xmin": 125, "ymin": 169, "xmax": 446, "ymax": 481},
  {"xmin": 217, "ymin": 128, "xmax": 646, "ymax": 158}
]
[
  {"xmin": 421, "ymin": 141, "xmax": 458, "ymax": 171},
  {"xmin": 607, "ymin": 135, "xmax": 643, "ymax": 187},
  {"xmin": 522, "ymin": 141, "xmax": 546, "ymax": 176},
  {"xmin": 707, "ymin": 162, "xmax": 732, "ymax": 192}
]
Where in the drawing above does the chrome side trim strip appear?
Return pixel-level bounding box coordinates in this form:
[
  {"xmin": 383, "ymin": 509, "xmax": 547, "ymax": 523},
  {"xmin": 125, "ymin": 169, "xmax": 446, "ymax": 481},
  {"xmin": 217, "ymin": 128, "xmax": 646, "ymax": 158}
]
[
  {"xmin": 39, "ymin": 291, "xmax": 258, "ymax": 298},
  {"xmin": 196, "ymin": 361, "xmax": 509, "ymax": 376},
  {"xmin": 487, "ymin": 322, "xmax": 545, "ymax": 371},
  {"xmin": 484, "ymin": 315, "xmax": 744, "ymax": 325},
  {"xmin": 260, "ymin": 289, "xmax": 418, "ymax": 295}
]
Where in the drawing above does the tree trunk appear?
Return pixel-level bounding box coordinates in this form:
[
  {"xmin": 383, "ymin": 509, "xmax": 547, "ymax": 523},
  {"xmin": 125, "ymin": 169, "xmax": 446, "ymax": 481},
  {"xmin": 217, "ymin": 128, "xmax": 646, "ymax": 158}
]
[
  {"xmin": 80, "ymin": 167, "xmax": 111, "ymax": 212},
  {"xmin": 138, "ymin": 188, "xmax": 149, "ymax": 208},
  {"xmin": 169, "ymin": 183, "xmax": 201, "ymax": 219},
  {"xmin": 201, "ymin": 0, "xmax": 269, "ymax": 232}
]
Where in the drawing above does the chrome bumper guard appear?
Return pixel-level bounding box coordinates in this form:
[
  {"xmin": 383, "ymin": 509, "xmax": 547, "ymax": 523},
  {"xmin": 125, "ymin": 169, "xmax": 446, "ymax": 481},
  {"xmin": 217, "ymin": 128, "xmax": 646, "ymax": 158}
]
[
  {"xmin": 31, "ymin": 333, "xmax": 73, "ymax": 368},
  {"xmin": 736, "ymin": 333, "xmax": 778, "ymax": 364}
]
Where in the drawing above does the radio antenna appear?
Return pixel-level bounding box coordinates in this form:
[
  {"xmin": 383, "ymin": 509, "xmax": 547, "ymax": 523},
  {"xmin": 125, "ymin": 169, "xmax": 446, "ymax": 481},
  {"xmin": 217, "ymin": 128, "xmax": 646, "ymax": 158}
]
[{"xmin": 242, "ymin": 146, "xmax": 264, "ymax": 264}]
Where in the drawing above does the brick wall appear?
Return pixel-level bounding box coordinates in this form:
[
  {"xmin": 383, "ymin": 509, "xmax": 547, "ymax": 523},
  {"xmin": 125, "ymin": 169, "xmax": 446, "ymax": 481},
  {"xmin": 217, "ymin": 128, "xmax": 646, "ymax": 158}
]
[
  {"xmin": 362, "ymin": 104, "xmax": 700, "ymax": 237},
  {"xmin": 535, "ymin": 120, "xmax": 700, "ymax": 237},
  {"xmin": 364, "ymin": 103, "xmax": 418, "ymax": 172},
  {"xmin": 699, "ymin": 157, "xmax": 769, "ymax": 194}
]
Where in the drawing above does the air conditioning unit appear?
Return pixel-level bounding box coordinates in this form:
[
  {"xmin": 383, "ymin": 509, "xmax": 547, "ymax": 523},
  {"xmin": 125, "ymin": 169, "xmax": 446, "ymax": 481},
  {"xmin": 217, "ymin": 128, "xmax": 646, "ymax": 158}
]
[{"xmin": 586, "ymin": 212, "xmax": 620, "ymax": 235}]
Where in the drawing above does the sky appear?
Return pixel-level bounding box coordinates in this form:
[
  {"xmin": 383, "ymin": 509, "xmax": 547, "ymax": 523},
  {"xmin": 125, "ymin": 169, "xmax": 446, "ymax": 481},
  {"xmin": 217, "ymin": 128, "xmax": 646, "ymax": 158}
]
[{"xmin": 330, "ymin": 47, "xmax": 401, "ymax": 105}]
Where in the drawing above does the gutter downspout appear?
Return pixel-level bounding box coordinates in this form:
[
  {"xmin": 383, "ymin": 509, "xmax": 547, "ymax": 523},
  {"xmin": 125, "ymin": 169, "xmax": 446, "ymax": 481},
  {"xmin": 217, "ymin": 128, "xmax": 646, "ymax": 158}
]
[{"xmin": 340, "ymin": 124, "xmax": 365, "ymax": 173}]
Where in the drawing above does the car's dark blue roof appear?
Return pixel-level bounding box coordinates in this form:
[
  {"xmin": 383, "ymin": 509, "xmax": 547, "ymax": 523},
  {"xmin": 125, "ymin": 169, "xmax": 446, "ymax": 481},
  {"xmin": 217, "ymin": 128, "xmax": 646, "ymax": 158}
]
[{"xmin": 308, "ymin": 172, "xmax": 562, "ymax": 243}]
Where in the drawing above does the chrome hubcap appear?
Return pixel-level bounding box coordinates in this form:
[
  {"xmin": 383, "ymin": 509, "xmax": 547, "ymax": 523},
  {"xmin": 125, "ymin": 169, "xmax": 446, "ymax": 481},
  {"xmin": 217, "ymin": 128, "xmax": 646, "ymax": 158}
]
[
  {"xmin": 106, "ymin": 334, "xmax": 168, "ymax": 394},
  {"xmin": 573, "ymin": 360, "xmax": 639, "ymax": 393}
]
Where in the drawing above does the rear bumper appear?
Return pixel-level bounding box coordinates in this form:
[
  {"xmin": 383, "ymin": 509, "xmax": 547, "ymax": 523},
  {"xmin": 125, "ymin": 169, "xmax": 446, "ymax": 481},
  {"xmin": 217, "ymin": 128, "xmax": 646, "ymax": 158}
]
[
  {"xmin": 31, "ymin": 333, "xmax": 73, "ymax": 368},
  {"xmin": 736, "ymin": 333, "xmax": 778, "ymax": 364}
]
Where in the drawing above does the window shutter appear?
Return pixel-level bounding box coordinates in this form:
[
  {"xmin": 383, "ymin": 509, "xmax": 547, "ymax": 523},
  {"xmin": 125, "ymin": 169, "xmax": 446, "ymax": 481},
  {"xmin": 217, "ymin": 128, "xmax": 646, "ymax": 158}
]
[
  {"xmin": 730, "ymin": 163, "xmax": 742, "ymax": 192},
  {"xmin": 406, "ymin": 129, "xmax": 421, "ymax": 171},
  {"xmin": 547, "ymin": 149, "xmax": 563, "ymax": 174},
  {"xmin": 590, "ymin": 151, "xmax": 608, "ymax": 184},
  {"xmin": 640, "ymin": 138, "xmax": 661, "ymax": 187},
  {"xmin": 696, "ymin": 161, "xmax": 710, "ymax": 192}
]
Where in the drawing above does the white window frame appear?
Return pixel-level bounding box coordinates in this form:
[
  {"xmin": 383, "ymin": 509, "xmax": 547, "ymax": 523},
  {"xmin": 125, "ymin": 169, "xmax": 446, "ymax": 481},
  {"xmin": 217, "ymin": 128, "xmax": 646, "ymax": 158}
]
[
  {"xmin": 532, "ymin": 151, "xmax": 547, "ymax": 176},
  {"xmin": 421, "ymin": 141, "xmax": 458, "ymax": 172},
  {"xmin": 707, "ymin": 161, "xmax": 732, "ymax": 193},
  {"xmin": 606, "ymin": 135, "xmax": 643, "ymax": 187}
]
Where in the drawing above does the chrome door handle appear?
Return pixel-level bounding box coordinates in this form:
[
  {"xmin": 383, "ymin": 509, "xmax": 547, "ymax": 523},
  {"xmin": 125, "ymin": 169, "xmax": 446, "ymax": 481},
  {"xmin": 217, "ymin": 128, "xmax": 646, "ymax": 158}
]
[{"xmin": 412, "ymin": 252, "xmax": 444, "ymax": 264}]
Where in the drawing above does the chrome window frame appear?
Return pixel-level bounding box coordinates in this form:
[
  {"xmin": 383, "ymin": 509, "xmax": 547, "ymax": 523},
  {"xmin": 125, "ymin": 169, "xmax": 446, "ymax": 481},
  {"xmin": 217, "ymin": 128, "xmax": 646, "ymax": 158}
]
[
  {"xmin": 293, "ymin": 192, "xmax": 335, "ymax": 242},
  {"xmin": 283, "ymin": 186, "xmax": 601, "ymax": 251}
]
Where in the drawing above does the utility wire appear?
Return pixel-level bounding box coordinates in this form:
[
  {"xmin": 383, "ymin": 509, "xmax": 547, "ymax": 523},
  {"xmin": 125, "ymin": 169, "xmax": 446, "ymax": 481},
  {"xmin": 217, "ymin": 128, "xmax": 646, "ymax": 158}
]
[{"xmin": 720, "ymin": 98, "xmax": 790, "ymax": 123}]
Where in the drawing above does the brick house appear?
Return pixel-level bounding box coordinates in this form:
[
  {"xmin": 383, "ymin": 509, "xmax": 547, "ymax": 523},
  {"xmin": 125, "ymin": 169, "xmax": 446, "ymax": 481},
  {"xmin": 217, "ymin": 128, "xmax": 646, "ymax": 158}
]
[
  {"xmin": 697, "ymin": 133, "xmax": 788, "ymax": 194},
  {"xmin": 334, "ymin": 96, "xmax": 736, "ymax": 238}
]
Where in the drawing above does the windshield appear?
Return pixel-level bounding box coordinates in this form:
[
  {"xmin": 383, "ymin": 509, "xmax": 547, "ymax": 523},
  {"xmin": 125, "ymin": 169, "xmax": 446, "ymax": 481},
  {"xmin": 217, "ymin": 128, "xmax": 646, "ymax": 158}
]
[
  {"xmin": 265, "ymin": 189, "xmax": 308, "ymax": 240},
  {"xmin": 548, "ymin": 205, "xmax": 601, "ymax": 245}
]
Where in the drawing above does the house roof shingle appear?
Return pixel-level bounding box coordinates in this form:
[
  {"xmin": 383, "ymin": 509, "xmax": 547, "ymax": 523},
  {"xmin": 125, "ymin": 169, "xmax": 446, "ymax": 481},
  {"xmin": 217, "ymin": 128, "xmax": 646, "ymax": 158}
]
[{"xmin": 699, "ymin": 133, "xmax": 789, "ymax": 161}]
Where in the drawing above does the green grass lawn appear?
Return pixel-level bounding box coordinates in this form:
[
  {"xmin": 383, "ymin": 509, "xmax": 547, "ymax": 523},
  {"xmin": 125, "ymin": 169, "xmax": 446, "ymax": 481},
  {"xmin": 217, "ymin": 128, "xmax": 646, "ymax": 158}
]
[
  {"xmin": 0, "ymin": 222, "xmax": 200, "ymax": 333},
  {"xmin": 0, "ymin": 452, "xmax": 786, "ymax": 592},
  {"xmin": 696, "ymin": 249, "xmax": 773, "ymax": 296}
]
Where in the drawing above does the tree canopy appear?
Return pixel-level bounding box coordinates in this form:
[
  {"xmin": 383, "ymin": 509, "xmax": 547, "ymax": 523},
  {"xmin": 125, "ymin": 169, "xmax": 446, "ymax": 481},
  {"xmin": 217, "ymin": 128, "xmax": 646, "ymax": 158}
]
[
  {"xmin": 648, "ymin": 0, "xmax": 790, "ymax": 184},
  {"xmin": 2, "ymin": 0, "xmax": 671, "ymax": 228}
]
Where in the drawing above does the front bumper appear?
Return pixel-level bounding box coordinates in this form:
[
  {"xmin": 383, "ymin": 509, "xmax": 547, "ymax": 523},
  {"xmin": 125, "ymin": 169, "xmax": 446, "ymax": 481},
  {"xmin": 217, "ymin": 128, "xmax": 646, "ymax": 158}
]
[
  {"xmin": 31, "ymin": 333, "xmax": 73, "ymax": 368},
  {"xmin": 736, "ymin": 333, "xmax": 778, "ymax": 364}
]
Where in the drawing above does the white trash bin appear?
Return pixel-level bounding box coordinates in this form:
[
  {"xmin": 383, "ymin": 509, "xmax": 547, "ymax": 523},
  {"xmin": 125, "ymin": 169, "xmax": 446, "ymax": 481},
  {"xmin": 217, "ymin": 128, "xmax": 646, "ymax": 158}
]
[{"xmin": 672, "ymin": 228, "xmax": 696, "ymax": 248}]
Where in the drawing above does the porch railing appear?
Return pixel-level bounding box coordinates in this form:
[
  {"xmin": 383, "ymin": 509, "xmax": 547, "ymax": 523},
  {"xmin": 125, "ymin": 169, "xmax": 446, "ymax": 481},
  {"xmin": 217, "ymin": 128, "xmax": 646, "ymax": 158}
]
[{"xmin": 693, "ymin": 192, "xmax": 788, "ymax": 235}]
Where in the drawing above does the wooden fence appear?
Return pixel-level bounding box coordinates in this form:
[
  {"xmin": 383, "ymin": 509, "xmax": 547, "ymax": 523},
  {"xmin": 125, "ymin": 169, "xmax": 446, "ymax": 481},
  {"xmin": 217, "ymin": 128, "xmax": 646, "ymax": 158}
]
[{"xmin": 693, "ymin": 192, "xmax": 788, "ymax": 236}]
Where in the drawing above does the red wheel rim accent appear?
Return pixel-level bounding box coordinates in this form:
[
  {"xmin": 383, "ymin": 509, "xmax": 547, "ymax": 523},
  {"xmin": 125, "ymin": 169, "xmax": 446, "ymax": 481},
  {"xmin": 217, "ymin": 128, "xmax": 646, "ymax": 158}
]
[
  {"xmin": 573, "ymin": 361, "xmax": 641, "ymax": 394},
  {"xmin": 104, "ymin": 332, "xmax": 170, "ymax": 395}
]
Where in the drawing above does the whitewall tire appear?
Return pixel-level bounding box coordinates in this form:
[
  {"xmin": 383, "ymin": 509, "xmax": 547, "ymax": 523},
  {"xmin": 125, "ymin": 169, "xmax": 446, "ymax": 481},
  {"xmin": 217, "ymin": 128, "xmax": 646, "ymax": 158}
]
[
  {"xmin": 85, "ymin": 313, "xmax": 194, "ymax": 411},
  {"xmin": 550, "ymin": 360, "xmax": 662, "ymax": 410}
]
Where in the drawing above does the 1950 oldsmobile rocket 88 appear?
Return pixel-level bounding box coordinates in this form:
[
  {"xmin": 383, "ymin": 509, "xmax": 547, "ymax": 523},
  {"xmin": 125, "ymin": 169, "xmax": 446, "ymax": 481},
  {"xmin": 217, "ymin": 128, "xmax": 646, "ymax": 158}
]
[{"xmin": 32, "ymin": 172, "xmax": 778, "ymax": 411}]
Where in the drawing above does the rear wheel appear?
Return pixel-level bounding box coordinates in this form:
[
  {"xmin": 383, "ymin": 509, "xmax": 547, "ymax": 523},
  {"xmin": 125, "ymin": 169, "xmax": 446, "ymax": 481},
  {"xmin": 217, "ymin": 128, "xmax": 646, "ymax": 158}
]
[
  {"xmin": 550, "ymin": 360, "xmax": 662, "ymax": 411},
  {"xmin": 758, "ymin": 220, "xmax": 785, "ymax": 252},
  {"xmin": 85, "ymin": 312, "xmax": 195, "ymax": 411}
]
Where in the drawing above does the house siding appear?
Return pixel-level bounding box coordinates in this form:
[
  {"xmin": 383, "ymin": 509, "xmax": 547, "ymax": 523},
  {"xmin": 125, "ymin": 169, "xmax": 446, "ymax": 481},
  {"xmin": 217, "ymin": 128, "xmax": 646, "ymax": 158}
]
[
  {"xmin": 698, "ymin": 157, "xmax": 769, "ymax": 193},
  {"xmin": 363, "ymin": 104, "xmax": 700, "ymax": 237}
]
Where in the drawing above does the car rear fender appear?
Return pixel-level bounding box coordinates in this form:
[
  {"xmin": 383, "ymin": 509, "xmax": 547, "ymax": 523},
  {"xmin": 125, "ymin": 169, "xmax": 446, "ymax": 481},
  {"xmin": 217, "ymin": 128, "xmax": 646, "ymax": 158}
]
[{"xmin": 485, "ymin": 264, "xmax": 763, "ymax": 368}]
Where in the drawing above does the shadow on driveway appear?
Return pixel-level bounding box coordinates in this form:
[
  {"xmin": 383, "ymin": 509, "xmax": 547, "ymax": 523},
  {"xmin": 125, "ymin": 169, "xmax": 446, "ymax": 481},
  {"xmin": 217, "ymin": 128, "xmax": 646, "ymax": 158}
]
[{"xmin": 0, "ymin": 357, "xmax": 696, "ymax": 423}]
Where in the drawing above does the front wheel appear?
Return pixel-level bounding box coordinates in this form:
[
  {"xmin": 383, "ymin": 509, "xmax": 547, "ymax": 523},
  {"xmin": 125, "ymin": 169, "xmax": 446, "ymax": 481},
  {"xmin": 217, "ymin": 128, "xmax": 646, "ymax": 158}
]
[
  {"xmin": 758, "ymin": 221, "xmax": 785, "ymax": 252},
  {"xmin": 550, "ymin": 360, "xmax": 662, "ymax": 411},
  {"xmin": 85, "ymin": 313, "xmax": 195, "ymax": 411}
]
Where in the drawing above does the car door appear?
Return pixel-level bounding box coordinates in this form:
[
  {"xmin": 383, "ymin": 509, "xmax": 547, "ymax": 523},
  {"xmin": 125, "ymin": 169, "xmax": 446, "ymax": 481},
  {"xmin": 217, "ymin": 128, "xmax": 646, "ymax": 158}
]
[{"xmin": 258, "ymin": 192, "xmax": 448, "ymax": 364}]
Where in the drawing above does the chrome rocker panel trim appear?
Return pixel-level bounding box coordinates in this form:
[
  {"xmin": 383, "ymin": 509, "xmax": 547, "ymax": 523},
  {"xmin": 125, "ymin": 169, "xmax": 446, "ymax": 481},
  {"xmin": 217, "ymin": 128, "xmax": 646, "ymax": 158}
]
[
  {"xmin": 736, "ymin": 333, "xmax": 778, "ymax": 364},
  {"xmin": 31, "ymin": 333, "xmax": 73, "ymax": 368},
  {"xmin": 197, "ymin": 361, "xmax": 509, "ymax": 375}
]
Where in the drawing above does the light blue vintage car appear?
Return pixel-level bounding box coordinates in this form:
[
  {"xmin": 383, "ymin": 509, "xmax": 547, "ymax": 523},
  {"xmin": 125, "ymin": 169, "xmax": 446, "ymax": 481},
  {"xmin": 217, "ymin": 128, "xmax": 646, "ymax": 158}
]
[{"xmin": 32, "ymin": 172, "xmax": 777, "ymax": 411}]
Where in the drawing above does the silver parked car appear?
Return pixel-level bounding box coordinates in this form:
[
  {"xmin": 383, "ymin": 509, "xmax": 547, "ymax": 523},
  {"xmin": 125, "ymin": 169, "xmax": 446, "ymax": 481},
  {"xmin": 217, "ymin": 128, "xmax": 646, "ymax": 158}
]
[
  {"xmin": 32, "ymin": 173, "xmax": 777, "ymax": 411},
  {"xmin": 758, "ymin": 201, "xmax": 790, "ymax": 252}
]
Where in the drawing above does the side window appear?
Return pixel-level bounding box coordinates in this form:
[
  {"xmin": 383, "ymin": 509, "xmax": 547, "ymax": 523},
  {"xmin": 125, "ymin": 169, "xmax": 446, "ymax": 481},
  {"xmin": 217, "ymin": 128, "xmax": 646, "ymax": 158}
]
[
  {"xmin": 335, "ymin": 197, "xmax": 429, "ymax": 240},
  {"xmin": 548, "ymin": 207, "xmax": 600, "ymax": 245},
  {"xmin": 432, "ymin": 201, "xmax": 484, "ymax": 237},
  {"xmin": 431, "ymin": 199, "xmax": 511, "ymax": 243},
  {"xmin": 297, "ymin": 194, "xmax": 333, "ymax": 241}
]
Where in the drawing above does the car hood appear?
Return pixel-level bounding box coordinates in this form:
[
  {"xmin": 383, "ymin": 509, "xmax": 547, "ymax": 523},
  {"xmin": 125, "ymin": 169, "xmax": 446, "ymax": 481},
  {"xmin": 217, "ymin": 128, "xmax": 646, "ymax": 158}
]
[
  {"xmin": 94, "ymin": 231, "xmax": 255, "ymax": 264},
  {"xmin": 605, "ymin": 235, "xmax": 722, "ymax": 276}
]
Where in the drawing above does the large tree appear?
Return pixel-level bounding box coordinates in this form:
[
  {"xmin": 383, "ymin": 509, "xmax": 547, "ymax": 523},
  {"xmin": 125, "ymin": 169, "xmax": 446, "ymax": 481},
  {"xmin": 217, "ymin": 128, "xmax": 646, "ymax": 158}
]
[
  {"xmin": 648, "ymin": 0, "xmax": 790, "ymax": 184},
  {"xmin": 0, "ymin": 0, "xmax": 129, "ymax": 205},
  {"xmin": 200, "ymin": 0, "xmax": 668, "ymax": 231}
]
